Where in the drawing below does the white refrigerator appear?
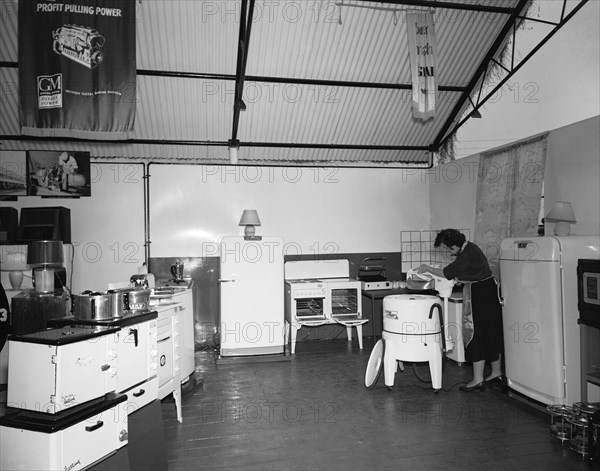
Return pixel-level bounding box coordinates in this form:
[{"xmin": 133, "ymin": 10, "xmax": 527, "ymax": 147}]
[
  {"xmin": 499, "ymin": 235, "xmax": 600, "ymax": 405},
  {"xmin": 218, "ymin": 236, "xmax": 285, "ymax": 357}
]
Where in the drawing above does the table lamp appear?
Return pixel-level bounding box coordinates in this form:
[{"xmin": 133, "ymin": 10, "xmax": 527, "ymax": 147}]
[
  {"xmin": 239, "ymin": 210, "xmax": 261, "ymax": 240},
  {"xmin": 27, "ymin": 240, "xmax": 64, "ymax": 294},
  {"xmin": 2, "ymin": 252, "xmax": 28, "ymax": 289},
  {"xmin": 545, "ymin": 201, "xmax": 577, "ymax": 236}
]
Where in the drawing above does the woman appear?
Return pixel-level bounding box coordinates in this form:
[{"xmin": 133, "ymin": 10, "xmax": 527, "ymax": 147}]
[{"xmin": 415, "ymin": 229, "xmax": 503, "ymax": 392}]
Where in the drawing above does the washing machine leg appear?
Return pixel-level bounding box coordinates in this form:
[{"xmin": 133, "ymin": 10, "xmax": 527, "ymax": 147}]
[
  {"xmin": 428, "ymin": 346, "xmax": 443, "ymax": 391},
  {"xmin": 384, "ymin": 350, "xmax": 396, "ymax": 388}
]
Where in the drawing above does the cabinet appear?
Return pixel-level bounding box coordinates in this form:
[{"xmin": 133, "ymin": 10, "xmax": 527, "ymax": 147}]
[
  {"xmin": 170, "ymin": 289, "xmax": 195, "ymax": 381},
  {"xmin": 154, "ymin": 304, "xmax": 182, "ymax": 423}
]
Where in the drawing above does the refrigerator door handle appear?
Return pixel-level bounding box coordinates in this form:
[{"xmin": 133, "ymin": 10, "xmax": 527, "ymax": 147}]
[{"xmin": 497, "ymin": 279, "xmax": 504, "ymax": 306}]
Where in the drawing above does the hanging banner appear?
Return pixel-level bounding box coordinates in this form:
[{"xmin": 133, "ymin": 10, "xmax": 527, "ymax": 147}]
[
  {"xmin": 18, "ymin": 0, "xmax": 136, "ymax": 139},
  {"xmin": 406, "ymin": 11, "xmax": 438, "ymax": 121}
]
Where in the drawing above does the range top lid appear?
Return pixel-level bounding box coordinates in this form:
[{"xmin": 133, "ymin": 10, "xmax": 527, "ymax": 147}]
[
  {"xmin": 284, "ymin": 259, "xmax": 350, "ymax": 280},
  {"xmin": 9, "ymin": 325, "xmax": 120, "ymax": 345}
]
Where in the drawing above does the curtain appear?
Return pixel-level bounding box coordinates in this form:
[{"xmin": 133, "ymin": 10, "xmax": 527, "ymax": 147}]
[{"xmin": 473, "ymin": 134, "xmax": 548, "ymax": 277}]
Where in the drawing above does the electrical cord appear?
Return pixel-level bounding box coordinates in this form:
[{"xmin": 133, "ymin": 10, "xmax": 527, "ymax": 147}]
[{"xmin": 403, "ymin": 357, "xmax": 467, "ymax": 393}]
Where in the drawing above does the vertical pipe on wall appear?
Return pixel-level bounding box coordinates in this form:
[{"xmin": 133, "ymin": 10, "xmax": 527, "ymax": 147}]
[{"xmin": 143, "ymin": 163, "xmax": 150, "ymax": 263}]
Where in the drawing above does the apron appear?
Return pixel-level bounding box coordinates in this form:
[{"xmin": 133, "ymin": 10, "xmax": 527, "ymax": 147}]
[{"xmin": 461, "ymin": 275, "xmax": 494, "ymax": 348}]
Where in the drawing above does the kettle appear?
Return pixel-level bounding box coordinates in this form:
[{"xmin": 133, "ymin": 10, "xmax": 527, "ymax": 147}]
[{"xmin": 171, "ymin": 259, "xmax": 184, "ymax": 281}]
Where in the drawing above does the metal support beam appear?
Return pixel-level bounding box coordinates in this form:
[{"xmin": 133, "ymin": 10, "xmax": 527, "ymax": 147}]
[
  {"xmin": 434, "ymin": 0, "xmax": 589, "ymax": 151},
  {"xmin": 231, "ymin": 0, "xmax": 255, "ymax": 146},
  {"xmin": 432, "ymin": 0, "xmax": 531, "ymax": 151},
  {"xmin": 350, "ymin": 0, "xmax": 514, "ymax": 14}
]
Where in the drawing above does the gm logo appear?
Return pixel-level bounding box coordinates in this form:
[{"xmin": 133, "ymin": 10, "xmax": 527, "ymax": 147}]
[{"xmin": 37, "ymin": 73, "xmax": 63, "ymax": 109}]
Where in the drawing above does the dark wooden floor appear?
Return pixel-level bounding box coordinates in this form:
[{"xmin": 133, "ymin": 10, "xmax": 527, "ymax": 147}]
[{"xmin": 161, "ymin": 338, "xmax": 598, "ymax": 471}]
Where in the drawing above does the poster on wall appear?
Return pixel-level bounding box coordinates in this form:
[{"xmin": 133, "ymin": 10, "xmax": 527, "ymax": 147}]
[
  {"xmin": 27, "ymin": 151, "xmax": 92, "ymax": 197},
  {"xmin": 0, "ymin": 151, "xmax": 28, "ymax": 200},
  {"xmin": 18, "ymin": 0, "xmax": 136, "ymax": 139}
]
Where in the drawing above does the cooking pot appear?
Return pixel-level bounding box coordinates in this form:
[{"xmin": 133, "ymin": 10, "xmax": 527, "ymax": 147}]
[
  {"xmin": 107, "ymin": 289, "xmax": 126, "ymax": 318},
  {"xmin": 125, "ymin": 288, "xmax": 151, "ymax": 311},
  {"xmin": 73, "ymin": 291, "xmax": 115, "ymax": 320}
]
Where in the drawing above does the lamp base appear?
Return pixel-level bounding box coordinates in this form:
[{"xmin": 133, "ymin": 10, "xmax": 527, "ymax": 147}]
[
  {"xmin": 9, "ymin": 271, "xmax": 24, "ymax": 290},
  {"xmin": 244, "ymin": 224, "xmax": 256, "ymax": 237},
  {"xmin": 33, "ymin": 267, "xmax": 56, "ymax": 294},
  {"xmin": 553, "ymin": 221, "xmax": 572, "ymax": 236}
]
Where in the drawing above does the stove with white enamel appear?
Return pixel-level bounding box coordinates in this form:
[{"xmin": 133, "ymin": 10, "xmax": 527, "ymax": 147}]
[{"xmin": 284, "ymin": 260, "xmax": 368, "ymax": 354}]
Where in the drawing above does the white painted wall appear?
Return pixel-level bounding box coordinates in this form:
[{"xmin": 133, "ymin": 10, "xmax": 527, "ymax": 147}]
[
  {"xmin": 430, "ymin": 116, "xmax": 600, "ymax": 239},
  {"xmin": 2, "ymin": 160, "xmax": 431, "ymax": 291},
  {"xmin": 148, "ymin": 164, "xmax": 431, "ymax": 257},
  {"xmin": 429, "ymin": 155, "xmax": 479, "ymax": 235},
  {"xmin": 544, "ymin": 116, "xmax": 600, "ymax": 236}
]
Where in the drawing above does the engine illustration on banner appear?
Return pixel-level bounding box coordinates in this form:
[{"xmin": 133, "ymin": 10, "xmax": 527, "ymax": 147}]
[
  {"xmin": 18, "ymin": 0, "xmax": 136, "ymax": 140},
  {"xmin": 52, "ymin": 24, "xmax": 106, "ymax": 69}
]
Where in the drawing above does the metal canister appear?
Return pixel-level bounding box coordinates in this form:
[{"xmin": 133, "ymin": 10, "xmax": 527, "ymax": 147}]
[
  {"xmin": 546, "ymin": 404, "xmax": 575, "ymax": 442},
  {"xmin": 567, "ymin": 414, "xmax": 593, "ymax": 456}
]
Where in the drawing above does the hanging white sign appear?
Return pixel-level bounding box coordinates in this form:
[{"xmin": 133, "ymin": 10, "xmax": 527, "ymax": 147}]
[{"xmin": 406, "ymin": 11, "xmax": 438, "ymax": 121}]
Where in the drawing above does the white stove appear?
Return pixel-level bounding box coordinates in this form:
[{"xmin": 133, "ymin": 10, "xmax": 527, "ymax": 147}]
[{"xmin": 284, "ymin": 260, "xmax": 367, "ymax": 354}]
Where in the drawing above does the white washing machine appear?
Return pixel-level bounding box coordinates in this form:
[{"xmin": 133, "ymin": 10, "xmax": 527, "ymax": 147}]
[{"xmin": 365, "ymin": 294, "xmax": 445, "ymax": 392}]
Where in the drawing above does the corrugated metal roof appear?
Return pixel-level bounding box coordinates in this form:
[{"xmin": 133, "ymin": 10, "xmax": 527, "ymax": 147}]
[{"xmin": 0, "ymin": 0, "xmax": 589, "ymax": 167}]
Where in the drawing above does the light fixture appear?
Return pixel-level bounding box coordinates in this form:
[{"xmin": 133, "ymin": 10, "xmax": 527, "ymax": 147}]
[
  {"xmin": 228, "ymin": 139, "xmax": 239, "ymax": 165},
  {"xmin": 27, "ymin": 240, "xmax": 64, "ymax": 294},
  {"xmin": 229, "ymin": 146, "xmax": 239, "ymax": 165},
  {"xmin": 2, "ymin": 251, "xmax": 28, "ymax": 290},
  {"xmin": 239, "ymin": 210, "xmax": 261, "ymax": 240},
  {"xmin": 545, "ymin": 201, "xmax": 577, "ymax": 236}
]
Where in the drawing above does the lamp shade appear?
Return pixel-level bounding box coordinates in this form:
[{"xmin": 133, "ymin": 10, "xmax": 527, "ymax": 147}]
[
  {"xmin": 239, "ymin": 210, "xmax": 261, "ymax": 227},
  {"xmin": 545, "ymin": 201, "xmax": 576, "ymax": 223},
  {"xmin": 27, "ymin": 240, "xmax": 64, "ymax": 266},
  {"xmin": 3, "ymin": 252, "xmax": 28, "ymax": 271}
]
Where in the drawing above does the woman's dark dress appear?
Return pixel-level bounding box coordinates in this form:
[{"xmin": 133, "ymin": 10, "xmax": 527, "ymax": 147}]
[{"xmin": 442, "ymin": 242, "xmax": 504, "ymax": 362}]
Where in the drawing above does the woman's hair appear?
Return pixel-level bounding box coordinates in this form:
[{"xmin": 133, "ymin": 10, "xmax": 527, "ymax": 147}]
[{"xmin": 434, "ymin": 229, "xmax": 466, "ymax": 248}]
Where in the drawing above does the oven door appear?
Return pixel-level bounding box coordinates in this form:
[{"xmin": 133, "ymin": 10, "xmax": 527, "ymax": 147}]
[
  {"xmin": 116, "ymin": 319, "xmax": 156, "ymax": 393},
  {"xmin": 293, "ymin": 295, "xmax": 327, "ymax": 321},
  {"xmin": 327, "ymin": 283, "xmax": 362, "ymax": 320}
]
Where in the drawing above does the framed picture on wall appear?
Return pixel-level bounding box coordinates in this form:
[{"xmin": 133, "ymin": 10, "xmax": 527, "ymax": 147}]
[
  {"xmin": 27, "ymin": 151, "xmax": 92, "ymax": 197},
  {"xmin": 0, "ymin": 151, "xmax": 28, "ymax": 200}
]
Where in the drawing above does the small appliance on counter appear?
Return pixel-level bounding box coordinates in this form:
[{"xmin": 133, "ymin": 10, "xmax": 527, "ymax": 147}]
[
  {"xmin": 130, "ymin": 273, "xmax": 150, "ymax": 289},
  {"xmin": 170, "ymin": 258, "xmax": 185, "ymax": 283},
  {"xmin": 357, "ymin": 257, "xmax": 392, "ymax": 291}
]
